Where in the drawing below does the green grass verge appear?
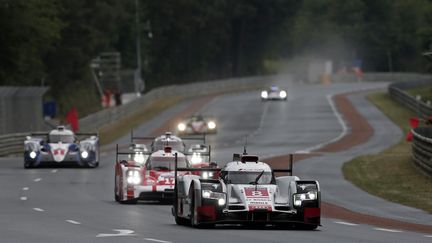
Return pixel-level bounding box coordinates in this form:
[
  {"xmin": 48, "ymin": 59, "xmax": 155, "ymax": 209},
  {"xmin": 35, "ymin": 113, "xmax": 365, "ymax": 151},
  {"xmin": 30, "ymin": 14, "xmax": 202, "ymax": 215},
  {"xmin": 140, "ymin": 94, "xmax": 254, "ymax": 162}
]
[
  {"xmin": 406, "ymin": 85, "xmax": 432, "ymax": 102},
  {"xmin": 98, "ymin": 96, "xmax": 184, "ymax": 145},
  {"xmin": 342, "ymin": 92, "xmax": 432, "ymax": 213}
]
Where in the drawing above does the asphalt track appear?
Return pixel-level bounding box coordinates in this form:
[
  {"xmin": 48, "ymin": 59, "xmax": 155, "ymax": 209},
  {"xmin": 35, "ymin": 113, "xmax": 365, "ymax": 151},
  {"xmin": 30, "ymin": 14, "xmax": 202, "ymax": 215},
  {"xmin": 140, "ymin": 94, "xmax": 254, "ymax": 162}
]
[{"xmin": 1, "ymin": 80, "xmax": 432, "ymax": 243}]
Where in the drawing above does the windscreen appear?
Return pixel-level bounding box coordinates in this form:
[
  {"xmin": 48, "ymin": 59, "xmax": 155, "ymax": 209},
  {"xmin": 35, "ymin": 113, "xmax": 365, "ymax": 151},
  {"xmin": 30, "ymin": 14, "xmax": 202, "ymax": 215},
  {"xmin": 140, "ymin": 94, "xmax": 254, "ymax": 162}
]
[
  {"xmin": 148, "ymin": 157, "xmax": 188, "ymax": 171},
  {"xmin": 49, "ymin": 134, "xmax": 75, "ymax": 143},
  {"xmin": 226, "ymin": 171, "xmax": 273, "ymax": 184}
]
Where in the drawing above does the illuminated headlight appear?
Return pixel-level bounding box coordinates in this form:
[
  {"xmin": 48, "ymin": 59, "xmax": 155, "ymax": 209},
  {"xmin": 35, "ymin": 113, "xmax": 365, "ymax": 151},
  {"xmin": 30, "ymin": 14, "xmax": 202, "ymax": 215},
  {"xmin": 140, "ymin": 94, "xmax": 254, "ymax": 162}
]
[
  {"xmin": 177, "ymin": 123, "xmax": 186, "ymax": 131},
  {"xmin": 81, "ymin": 151, "xmax": 89, "ymax": 159},
  {"xmin": 190, "ymin": 153, "xmax": 203, "ymax": 164},
  {"xmin": 207, "ymin": 121, "xmax": 216, "ymax": 129},
  {"xmin": 293, "ymin": 191, "xmax": 318, "ymax": 206},
  {"xmin": 29, "ymin": 151, "xmax": 37, "ymax": 159},
  {"xmin": 202, "ymin": 189, "xmax": 226, "ymax": 206},
  {"xmin": 261, "ymin": 91, "xmax": 268, "ymax": 99},
  {"xmin": 126, "ymin": 170, "xmax": 141, "ymax": 185},
  {"xmin": 133, "ymin": 153, "xmax": 145, "ymax": 163},
  {"xmin": 279, "ymin": 90, "xmax": 287, "ymax": 98},
  {"xmin": 202, "ymin": 171, "xmax": 214, "ymax": 179}
]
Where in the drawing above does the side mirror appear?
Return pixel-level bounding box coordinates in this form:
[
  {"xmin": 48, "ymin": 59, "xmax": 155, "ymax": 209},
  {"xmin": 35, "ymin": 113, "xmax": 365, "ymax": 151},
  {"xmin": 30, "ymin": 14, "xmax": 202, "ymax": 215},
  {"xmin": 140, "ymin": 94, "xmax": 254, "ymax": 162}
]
[
  {"xmin": 26, "ymin": 136, "xmax": 31, "ymax": 140},
  {"xmin": 233, "ymin": 153, "xmax": 240, "ymax": 161}
]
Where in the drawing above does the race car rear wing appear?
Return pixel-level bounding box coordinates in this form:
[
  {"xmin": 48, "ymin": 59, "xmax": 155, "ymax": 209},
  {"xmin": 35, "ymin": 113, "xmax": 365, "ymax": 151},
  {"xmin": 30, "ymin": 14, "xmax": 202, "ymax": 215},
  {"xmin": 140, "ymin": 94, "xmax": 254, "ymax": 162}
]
[{"xmin": 115, "ymin": 144, "xmax": 151, "ymax": 163}]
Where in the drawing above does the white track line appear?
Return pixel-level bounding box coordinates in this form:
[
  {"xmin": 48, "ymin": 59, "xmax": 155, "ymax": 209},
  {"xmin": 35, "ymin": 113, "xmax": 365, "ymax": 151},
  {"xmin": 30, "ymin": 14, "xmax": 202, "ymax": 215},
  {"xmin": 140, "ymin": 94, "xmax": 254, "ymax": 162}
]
[
  {"xmin": 65, "ymin": 220, "xmax": 81, "ymax": 225},
  {"xmin": 33, "ymin": 208, "xmax": 44, "ymax": 212},
  {"xmin": 334, "ymin": 221, "xmax": 358, "ymax": 226},
  {"xmin": 33, "ymin": 178, "xmax": 42, "ymax": 182},
  {"xmin": 295, "ymin": 94, "xmax": 348, "ymax": 153},
  {"xmin": 144, "ymin": 238, "xmax": 172, "ymax": 243},
  {"xmin": 51, "ymin": 169, "xmax": 58, "ymax": 173},
  {"xmin": 20, "ymin": 196, "xmax": 27, "ymax": 201},
  {"xmin": 22, "ymin": 187, "xmax": 29, "ymax": 191},
  {"xmin": 374, "ymin": 227, "xmax": 403, "ymax": 233},
  {"xmin": 424, "ymin": 235, "xmax": 432, "ymax": 238}
]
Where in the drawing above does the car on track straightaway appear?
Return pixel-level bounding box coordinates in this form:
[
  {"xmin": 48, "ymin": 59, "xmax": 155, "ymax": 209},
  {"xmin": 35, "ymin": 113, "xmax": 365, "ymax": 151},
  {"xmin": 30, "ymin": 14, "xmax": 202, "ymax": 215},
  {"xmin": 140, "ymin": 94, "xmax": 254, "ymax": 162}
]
[
  {"xmin": 24, "ymin": 126, "xmax": 99, "ymax": 168},
  {"xmin": 114, "ymin": 132, "xmax": 215, "ymax": 204},
  {"xmin": 172, "ymin": 152, "xmax": 321, "ymax": 229},
  {"xmin": 176, "ymin": 114, "xmax": 217, "ymax": 135},
  {"xmin": 261, "ymin": 85, "xmax": 287, "ymax": 101}
]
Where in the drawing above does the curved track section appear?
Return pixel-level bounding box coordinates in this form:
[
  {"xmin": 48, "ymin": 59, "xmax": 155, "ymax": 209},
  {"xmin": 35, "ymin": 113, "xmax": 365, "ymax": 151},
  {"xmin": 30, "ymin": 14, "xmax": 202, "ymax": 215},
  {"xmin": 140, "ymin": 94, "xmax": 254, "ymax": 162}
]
[{"xmin": 1, "ymin": 81, "xmax": 431, "ymax": 242}]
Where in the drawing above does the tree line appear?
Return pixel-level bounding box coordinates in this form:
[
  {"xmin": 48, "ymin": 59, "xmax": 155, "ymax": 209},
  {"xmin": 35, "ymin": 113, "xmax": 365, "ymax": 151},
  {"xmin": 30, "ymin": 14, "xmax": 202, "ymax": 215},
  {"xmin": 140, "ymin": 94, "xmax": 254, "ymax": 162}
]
[{"xmin": 1, "ymin": 0, "xmax": 431, "ymax": 116}]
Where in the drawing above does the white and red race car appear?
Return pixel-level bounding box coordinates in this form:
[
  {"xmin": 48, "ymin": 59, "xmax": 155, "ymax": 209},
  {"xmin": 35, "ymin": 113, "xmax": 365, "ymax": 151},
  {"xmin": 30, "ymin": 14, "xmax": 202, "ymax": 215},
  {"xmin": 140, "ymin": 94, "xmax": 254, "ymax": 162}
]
[
  {"xmin": 176, "ymin": 114, "xmax": 217, "ymax": 135},
  {"xmin": 172, "ymin": 152, "xmax": 321, "ymax": 229},
  {"xmin": 114, "ymin": 132, "xmax": 214, "ymax": 204}
]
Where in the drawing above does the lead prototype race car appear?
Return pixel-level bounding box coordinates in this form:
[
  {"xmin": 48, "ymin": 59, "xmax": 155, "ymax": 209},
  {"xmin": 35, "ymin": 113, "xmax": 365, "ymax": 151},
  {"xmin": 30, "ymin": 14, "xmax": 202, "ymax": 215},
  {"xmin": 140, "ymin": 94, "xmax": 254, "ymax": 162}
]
[
  {"xmin": 261, "ymin": 85, "xmax": 287, "ymax": 101},
  {"xmin": 176, "ymin": 114, "xmax": 217, "ymax": 135},
  {"xmin": 172, "ymin": 152, "xmax": 321, "ymax": 229},
  {"xmin": 24, "ymin": 126, "xmax": 99, "ymax": 168}
]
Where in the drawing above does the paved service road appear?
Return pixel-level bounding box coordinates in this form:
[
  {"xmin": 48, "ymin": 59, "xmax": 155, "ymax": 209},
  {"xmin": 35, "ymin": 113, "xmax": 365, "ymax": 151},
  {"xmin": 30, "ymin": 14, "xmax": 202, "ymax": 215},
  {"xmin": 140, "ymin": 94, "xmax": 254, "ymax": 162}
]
[{"xmin": 1, "ymin": 80, "xmax": 431, "ymax": 242}]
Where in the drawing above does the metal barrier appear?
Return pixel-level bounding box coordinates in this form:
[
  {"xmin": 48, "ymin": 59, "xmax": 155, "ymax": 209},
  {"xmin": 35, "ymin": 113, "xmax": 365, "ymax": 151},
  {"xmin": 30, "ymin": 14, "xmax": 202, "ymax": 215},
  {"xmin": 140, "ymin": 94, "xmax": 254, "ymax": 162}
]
[
  {"xmin": 412, "ymin": 127, "xmax": 432, "ymax": 176},
  {"xmin": 388, "ymin": 80, "xmax": 432, "ymax": 118},
  {"xmin": 0, "ymin": 133, "xmax": 27, "ymax": 157}
]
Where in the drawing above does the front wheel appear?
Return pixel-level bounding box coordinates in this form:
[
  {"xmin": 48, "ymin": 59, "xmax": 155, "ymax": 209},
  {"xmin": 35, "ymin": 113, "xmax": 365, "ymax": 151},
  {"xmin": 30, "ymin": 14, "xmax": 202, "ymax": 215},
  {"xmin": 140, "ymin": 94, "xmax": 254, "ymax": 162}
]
[
  {"xmin": 87, "ymin": 161, "xmax": 99, "ymax": 168},
  {"xmin": 24, "ymin": 161, "xmax": 33, "ymax": 169}
]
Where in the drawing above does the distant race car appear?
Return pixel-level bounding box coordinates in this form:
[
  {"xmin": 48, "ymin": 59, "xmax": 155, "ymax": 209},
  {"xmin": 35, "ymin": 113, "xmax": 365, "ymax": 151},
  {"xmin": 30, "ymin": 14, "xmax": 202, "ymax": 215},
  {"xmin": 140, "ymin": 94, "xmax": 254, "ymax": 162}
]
[
  {"xmin": 261, "ymin": 85, "xmax": 287, "ymax": 101},
  {"xmin": 187, "ymin": 144, "xmax": 218, "ymax": 180},
  {"xmin": 114, "ymin": 132, "xmax": 214, "ymax": 203},
  {"xmin": 24, "ymin": 126, "xmax": 99, "ymax": 168},
  {"xmin": 177, "ymin": 114, "xmax": 217, "ymax": 135},
  {"xmin": 172, "ymin": 152, "xmax": 321, "ymax": 229}
]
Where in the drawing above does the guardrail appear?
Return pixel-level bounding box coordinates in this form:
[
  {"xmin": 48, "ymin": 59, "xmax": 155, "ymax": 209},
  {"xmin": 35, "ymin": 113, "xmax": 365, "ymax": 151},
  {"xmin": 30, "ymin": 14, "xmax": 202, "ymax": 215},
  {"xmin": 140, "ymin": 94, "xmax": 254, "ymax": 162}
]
[
  {"xmin": 412, "ymin": 127, "xmax": 432, "ymax": 176},
  {"xmin": 0, "ymin": 133, "xmax": 26, "ymax": 157},
  {"xmin": 388, "ymin": 80, "xmax": 432, "ymax": 118},
  {"xmin": 0, "ymin": 75, "xmax": 276, "ymax": 157}
]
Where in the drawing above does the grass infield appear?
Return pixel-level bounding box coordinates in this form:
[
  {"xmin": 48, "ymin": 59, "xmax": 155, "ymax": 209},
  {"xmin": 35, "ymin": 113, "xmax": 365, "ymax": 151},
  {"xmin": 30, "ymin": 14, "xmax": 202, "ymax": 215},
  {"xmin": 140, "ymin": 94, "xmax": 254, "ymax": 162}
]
[{"xmin": 342, "ymin": 92, "xmax": 432, "ymax": 213}]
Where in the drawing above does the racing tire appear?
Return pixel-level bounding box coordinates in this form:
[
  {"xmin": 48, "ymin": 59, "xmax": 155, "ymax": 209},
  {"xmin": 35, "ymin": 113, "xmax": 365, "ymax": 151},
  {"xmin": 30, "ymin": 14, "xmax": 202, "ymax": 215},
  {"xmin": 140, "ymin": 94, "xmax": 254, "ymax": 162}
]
[
  {"xmin": 175, "ymin": 214, "xmax": 190, "ymax": 226},
  {"xmin": 24, "ymin": 161, "xmax": 33, "ymax": 169},
  {"xmin": 189, "ymin": 185, "xmax": 214, "ymax": 229},
  {"xmin": 86, "ymin": 161, "xmax": 99, "ymax": 168}
]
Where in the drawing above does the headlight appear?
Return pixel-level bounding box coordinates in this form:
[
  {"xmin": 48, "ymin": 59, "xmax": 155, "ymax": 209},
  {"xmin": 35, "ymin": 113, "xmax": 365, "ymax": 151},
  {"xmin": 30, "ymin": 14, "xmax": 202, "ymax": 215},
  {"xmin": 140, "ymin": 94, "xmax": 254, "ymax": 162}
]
[
  {"xmin": 126, "ymin": 170, "xmax": 141, "ymax": 185},
  {"xmin": 261, "ymin": 91, "xmax": 268, "ymax": 98},
  {"xmin": 279, "ymin": 90, "xmax": 287, "ymax": 98},
  {"xmin": 29, "ymin": 151, "xmax": 37, "ymax": 159},
  {"xmin": 81, "ymin": 151, "xmax": 89, "ymax": 159},
  {"xmin": 202, "ymin": 190, "xmax": 225, "ymax": 206},
  {"xmin": 202, "ymin": 171, "xmax": 214, "ymax": 179},
  {"xmin": 133, "ymin": 153, "xmax": 145, "ymax": 163},
  {"xmin": 207, "ymin": 121, "xmax": 216, "ymax": 129},
  {"xmin": 190, "ymin": 153, "xmax": 203, "ymax": 164},
  {"xmin": 177, "ymin": 123, "xmax": 186, "ymax": 131},
  {"xmin": 293, "ymin": 191, "xmax": 317, "ymax": 206}
]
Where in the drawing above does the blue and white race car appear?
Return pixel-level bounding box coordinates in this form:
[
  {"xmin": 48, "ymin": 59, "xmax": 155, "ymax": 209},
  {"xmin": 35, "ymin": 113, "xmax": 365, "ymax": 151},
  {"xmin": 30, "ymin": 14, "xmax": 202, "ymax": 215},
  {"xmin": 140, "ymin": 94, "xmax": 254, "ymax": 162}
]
[
  {"xmin": 261, "ymin": 86, "xmax": 287, "ymax": 101},
  {"xmin": 24, "ymin": 126, "xmax": 99, "ymax": 168}
]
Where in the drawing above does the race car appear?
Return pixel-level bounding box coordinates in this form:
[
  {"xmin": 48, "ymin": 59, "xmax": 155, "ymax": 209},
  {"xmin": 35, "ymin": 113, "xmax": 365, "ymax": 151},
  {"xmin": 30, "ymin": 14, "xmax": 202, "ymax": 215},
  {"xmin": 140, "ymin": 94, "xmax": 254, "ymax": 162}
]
[
  {"xmin": 176, "ymin": 114, "xmax": 217, "ymax": 135},
  {"xmin": 114, "ymin": 145, "xmax": 189, "ymax": 204},
  {"xmin": 24, "ymin": 126, "xmax": 99, "ymax": 168},
  {"xmin": 261, "ymin": 85, "xmax": 287, "ymax": 101},
  {"xmin": 172, "ymin": 152, "xmax": 321, "ymax": 229},
  {"xmin": 187, "ymin": 144, "xmax": 218, "ymax": 180},
  {"xmin": 115, "ymin": 132, "xmax": 214, "ymax": 204}
]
